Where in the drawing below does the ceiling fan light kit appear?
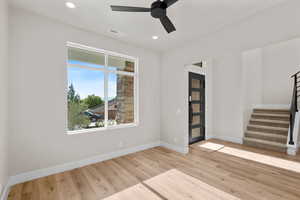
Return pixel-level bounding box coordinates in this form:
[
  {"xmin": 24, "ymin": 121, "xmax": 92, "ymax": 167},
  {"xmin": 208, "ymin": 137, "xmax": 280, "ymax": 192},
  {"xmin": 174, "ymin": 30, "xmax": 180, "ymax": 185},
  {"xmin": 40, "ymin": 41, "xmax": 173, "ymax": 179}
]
[{"xmin": 111, "ymin": 0, "xmax": 178, "ymax": 34}]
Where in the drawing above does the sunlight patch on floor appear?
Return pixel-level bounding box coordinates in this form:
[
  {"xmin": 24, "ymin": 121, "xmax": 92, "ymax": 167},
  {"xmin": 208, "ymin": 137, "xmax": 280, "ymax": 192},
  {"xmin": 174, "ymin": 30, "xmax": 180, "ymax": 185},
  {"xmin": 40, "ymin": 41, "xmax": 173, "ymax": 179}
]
[
  {"xmin": 103, "ymin": 169, "xmax": 240, "ymax": 200},
  {"xmin": 144, "ymin": 169, "xmax": 240, "ymax": 200},
  {"xmin": 198, "ymin": 142, "xmax": 225, "ymax": 151},
  {"xmin": 199, "ymin": 142, "xmax": 300, "ymax": 173},
  {"xmin": 103, "ymin": 183, "xmax": 161, "ymax": 200}
]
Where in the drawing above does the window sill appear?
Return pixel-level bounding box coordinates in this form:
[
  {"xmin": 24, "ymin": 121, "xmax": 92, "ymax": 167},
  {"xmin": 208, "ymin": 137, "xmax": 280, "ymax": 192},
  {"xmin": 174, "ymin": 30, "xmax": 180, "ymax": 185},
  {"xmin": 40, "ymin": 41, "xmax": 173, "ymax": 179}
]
[{"xmin": 66, "ymin": 123, "xmax": 138, "ymax": 135}]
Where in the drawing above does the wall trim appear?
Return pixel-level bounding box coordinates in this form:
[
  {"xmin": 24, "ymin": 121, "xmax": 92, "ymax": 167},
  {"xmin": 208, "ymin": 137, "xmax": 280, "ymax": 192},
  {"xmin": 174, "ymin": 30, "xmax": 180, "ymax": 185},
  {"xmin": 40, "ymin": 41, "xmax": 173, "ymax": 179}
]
[
  {"xmin": 0, "ymin": 184, "xmax": 10, "ymax": 200},
  {"xmin": 160, "ymin": 141, "xmax": 189, "ymax": 154},
  {"xmin": 7, "ymin": 141, "xmax": 161, "ymax": 187},
  {"xmin": 213, "ymin": 136, "xmax": 243, "ymax": 144}
]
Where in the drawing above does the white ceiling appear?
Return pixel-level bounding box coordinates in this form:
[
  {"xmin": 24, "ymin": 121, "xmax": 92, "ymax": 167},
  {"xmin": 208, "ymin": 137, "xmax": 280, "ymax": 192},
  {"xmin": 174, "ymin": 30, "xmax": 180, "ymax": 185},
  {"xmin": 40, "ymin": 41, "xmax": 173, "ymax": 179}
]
[{"xmin": 10, "ymin": 0, "xmax": 289, "ymax": 52}]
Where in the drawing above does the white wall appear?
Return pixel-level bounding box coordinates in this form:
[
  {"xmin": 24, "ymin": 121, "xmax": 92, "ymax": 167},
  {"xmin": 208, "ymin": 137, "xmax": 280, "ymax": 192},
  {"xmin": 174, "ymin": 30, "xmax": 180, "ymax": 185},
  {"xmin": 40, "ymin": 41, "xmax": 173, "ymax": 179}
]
[
  {"xmin": 262, "ymin": 38, "xmax": 300, "ymax": 104},
  {"xmin": 0, "ymin": 0, "xmax": 8, "ymax": 194},
  {"xmin": 242, "ymin": 37, "xmax": 300, "ymax": 110},
  {"xmin": 161, "ymin": 0, "xmax": 300, "ymax": 148},
  {"xmin": 8, "ymin": 8, "xmax": 161, "ymax": 176},
  {"xmin": 7, "ymin": 0, "xmax": 300, "ymax": 179},
  {"xmin": 242, "ymin": 49, "xmax": 263, "ymax": 131},
  {"xmin": 212, "ymin": 54, "xmax": 244, "ymax": 143}
]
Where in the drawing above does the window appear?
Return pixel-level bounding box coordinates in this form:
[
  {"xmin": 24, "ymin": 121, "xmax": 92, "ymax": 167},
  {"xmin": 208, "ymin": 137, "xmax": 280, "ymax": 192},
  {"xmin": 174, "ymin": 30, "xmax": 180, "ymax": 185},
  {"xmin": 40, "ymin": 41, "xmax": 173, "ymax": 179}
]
[{"xmin": 67, "ymin": 42, "xmax": 138, "ymax": 134}]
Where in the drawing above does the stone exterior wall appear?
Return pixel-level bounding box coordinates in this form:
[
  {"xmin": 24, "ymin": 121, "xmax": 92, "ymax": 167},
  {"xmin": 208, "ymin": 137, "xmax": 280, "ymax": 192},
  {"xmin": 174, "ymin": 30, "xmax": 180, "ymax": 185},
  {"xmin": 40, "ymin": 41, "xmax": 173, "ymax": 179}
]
[{"xmin": 116, "ymin": 61, "xmax": 134, "ymax": 124}]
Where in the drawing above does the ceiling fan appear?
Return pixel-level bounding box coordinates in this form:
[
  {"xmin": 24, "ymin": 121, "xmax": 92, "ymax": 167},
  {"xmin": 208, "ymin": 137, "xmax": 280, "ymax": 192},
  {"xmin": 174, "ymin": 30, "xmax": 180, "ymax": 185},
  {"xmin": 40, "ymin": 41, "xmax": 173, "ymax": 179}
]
[{"xmin": 111, "ymin": 0, "xmax": 178, "ymax": 34}]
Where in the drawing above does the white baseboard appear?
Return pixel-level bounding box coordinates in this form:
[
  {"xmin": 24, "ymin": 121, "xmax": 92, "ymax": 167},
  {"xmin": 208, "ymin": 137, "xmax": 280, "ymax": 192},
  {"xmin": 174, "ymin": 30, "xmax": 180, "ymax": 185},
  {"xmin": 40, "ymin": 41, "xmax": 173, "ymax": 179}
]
[
  {"xmin": 254, "ymin": 104, "xmax": 289, "ymax": 109},
  {"xmin": 213, "ymin": 136, "xmax": 243, "ymax": 144},
  {"xmin": 7, "ymin": 141, "xmax": 161, "ymax": 187},
  {"xmin": 160, "ymin": 141, "xmax": 189, "ymax": 154},
  {"xmin": 0, "ymin": 184, "xmax": 10, "ymax": 200},
  {"xmin": 287, "ymin": 145, "xmax": 297, "ymax": 156}
]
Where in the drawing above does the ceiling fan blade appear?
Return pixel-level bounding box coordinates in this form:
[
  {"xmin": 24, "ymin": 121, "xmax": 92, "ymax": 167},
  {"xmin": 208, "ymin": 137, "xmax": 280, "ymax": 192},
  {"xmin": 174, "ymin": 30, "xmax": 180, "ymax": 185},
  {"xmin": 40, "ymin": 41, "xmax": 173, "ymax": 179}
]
[
  {"xmin": 164, "ymin": 0, "xmax": 178, "ymax": 7},
  {"xmin": 160, "ymin": 16, "xmax": 176, "ymax": 33},
  {"xmin": 111, "ymin": 6, "xmax": 151, "ymax": 12}
]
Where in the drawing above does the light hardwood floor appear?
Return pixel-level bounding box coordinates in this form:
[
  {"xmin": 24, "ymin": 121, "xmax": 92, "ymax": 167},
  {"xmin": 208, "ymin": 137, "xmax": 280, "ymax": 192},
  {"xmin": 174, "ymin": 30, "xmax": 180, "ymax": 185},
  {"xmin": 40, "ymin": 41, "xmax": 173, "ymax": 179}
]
[{"xmin": 8, "ymin": 139, "xmax": 300, "ymax": 200}]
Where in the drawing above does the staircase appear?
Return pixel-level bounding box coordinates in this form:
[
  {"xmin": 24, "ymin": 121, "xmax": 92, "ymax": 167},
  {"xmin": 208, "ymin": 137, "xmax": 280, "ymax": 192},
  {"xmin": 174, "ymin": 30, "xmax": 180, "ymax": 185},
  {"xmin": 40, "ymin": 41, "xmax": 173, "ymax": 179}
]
[{"xmin": 243, "ymin": 108, "xmax": 289, "ymax": 153}]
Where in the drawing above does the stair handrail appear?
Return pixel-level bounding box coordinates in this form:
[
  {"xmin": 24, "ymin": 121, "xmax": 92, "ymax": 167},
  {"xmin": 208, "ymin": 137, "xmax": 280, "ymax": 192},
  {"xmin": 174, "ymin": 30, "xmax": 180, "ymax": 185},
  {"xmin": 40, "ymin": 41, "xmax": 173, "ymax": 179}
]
[{"xmin": 289, "ymin": 71, "xmax": 300, "ymax": 145}]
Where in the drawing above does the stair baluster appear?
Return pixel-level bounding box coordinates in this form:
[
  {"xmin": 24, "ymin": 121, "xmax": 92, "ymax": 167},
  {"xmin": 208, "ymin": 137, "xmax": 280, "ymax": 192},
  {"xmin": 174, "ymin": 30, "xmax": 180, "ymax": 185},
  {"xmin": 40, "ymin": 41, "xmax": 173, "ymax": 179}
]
[{"xmin": 289, "ymin": 71, "xmax": 300, "ymax": 145}]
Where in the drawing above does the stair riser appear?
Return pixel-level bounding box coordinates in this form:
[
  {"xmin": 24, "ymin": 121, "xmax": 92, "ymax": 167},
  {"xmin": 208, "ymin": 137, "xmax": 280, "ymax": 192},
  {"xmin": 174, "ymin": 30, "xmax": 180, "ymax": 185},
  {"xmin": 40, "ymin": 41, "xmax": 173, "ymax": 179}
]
[
  {"xmin": 253, "ymin": 109, "xmax": 290, "ymax": 115},
  {"xmin": 249, "ymin": 120, "xmax": 289, "ymax": 128},
  {"xmin": 247, "ymin": 126, "xmax": 288, "ymax": 136},
  {"xmin": 243, "ymin": 140, "xmax": 286, "ymax": 153},
  {"xmin": 245, "ymin": 133, "xmax": 287, "ymax": 144},
  {"xmin": 252, "ymin": 115, "xmax": 289, "ymax": 121}
]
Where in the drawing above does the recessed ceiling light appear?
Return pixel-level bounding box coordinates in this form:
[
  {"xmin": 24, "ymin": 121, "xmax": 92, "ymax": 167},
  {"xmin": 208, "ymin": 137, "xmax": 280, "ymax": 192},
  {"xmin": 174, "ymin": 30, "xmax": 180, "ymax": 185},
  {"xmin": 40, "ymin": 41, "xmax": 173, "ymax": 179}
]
[
  {"xmin": 152, "ymin": 36, "xmax": 159, "ymax": 40},
  {"xmin": 65, "ymin": 2, "xmax": 76, "ymax": 9}
]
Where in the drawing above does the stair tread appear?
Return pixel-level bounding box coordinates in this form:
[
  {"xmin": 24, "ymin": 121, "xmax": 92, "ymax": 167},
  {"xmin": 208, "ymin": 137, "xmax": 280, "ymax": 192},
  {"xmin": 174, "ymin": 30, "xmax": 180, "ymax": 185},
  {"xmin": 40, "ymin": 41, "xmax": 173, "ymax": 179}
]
[
  {"xmin": 254, "ymin": 108, "xmax": 289, "ymax": 111},
  {"xmin": 245, "ymin": 107, "xmax": 290, "ymax": 153},
  {"xmin": 252, "ymin": 113, "xmax": 290, "ymax": 117},
  {"xmin": 247, "ymin": 124, "xmax": 288, "ymax": 131},
  {"xmin": 243, "ymin": 137, "xmax": 286, "ymax": 147},
  {"xmin": 250, "ymin": 119, "xmax": 289, "ymax": 124},
  {"xmin": 245, "ymin": 131, "xmax": 287, "ymax": 139}
]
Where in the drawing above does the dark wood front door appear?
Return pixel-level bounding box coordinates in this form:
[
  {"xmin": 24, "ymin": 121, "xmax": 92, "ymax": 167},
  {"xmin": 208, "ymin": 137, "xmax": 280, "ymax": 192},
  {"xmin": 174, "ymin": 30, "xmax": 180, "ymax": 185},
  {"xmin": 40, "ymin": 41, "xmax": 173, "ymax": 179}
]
[{"xmin": 189, "ymin": 72, "xmax": 205, "ymax": 144}]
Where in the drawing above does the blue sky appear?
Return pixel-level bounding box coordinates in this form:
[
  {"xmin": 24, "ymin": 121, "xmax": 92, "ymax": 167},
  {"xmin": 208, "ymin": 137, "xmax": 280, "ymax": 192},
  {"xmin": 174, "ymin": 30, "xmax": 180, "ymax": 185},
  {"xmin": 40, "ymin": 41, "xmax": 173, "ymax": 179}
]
[{"xmin": 68, "ymin": 60, "xmax": 117, "ymax": 99}]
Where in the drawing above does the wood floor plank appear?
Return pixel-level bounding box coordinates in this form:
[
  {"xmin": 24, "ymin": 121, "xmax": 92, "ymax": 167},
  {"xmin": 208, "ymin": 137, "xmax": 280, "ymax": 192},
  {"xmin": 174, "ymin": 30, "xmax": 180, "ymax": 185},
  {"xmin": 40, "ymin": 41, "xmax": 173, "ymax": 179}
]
[
  {"xmin": 69, "ymin": 168, "xmax": 97, "ymax": 200},
  {"xmin": 36, "ymin": 175, "xmax": 59, "ymax": 200},
  {"xmin": 80, "ymin": 165, "xmax": 115, "ymax": 199},
  {"xmin": 113, "ymin": 156, "xmax": 153, "ymax": 181},
  {"xmin": 7, "ymin": 183, "xmax": 22, "ymax": 200},
  {"xmin": 20, "ymin": 181, "xmax": 33, "ymax": 200},
  {"xmin": 8, "ymin": 139, "xmax": 300, "ymax": 200},
  {"xmin": 92, "ymin": 160, "xmax": 134, "ymax": 193},
  {"xmin": 55, "ymin": 171, "xmax": 81, "ymax": 200}
]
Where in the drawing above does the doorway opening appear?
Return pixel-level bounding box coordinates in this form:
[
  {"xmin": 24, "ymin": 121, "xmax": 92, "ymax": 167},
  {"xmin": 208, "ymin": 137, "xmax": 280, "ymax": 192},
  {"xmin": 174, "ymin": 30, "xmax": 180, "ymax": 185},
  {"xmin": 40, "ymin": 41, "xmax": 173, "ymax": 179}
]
[{"xmin": 189, "ymin": 72, "xmax": 205, "ymax": 144}]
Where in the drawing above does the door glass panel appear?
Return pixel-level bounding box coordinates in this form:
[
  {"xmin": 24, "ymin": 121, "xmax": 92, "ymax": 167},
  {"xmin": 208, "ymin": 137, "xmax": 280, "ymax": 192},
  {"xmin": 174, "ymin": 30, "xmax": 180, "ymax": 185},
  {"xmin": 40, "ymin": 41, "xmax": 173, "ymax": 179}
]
[
  {"xmin": 192, "ymin": 128, "xmax": 201, "ymax": 138},
  {"xmin": 192, "ymin": 103, "xmax": 200, "ymax": 113},
  {"xmin": 192, "ymin": 115, "xmax": 200, "ymax": 125},
  {"xmin": 191, "ymin": 91, "xmax": 200, "ymax": 101},
  {"xmin": 192, "ymin": 79, "xmax": 200, "ymax": 89}
]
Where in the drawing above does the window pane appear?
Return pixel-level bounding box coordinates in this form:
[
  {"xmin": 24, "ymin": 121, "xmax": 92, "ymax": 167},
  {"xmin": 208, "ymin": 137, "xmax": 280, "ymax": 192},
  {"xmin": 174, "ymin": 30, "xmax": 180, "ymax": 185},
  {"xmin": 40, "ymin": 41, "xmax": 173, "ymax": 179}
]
[
  {"xmin": 108, "ymin": 55, "xmax": 135, "ymax": 72},
  {"xmin": 68, "ymin": 47, "xmax": 105, "ymax": 68},
  {"xmin": 67, "ymin": 67, "xmax": 105, "ymax": 131},
  {"xmin": 108, "ymin": 73, "xmax": 134, "ymax": 126}
]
